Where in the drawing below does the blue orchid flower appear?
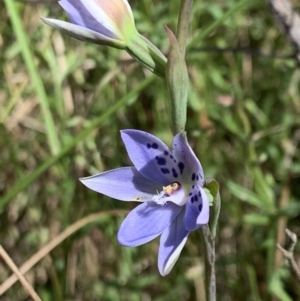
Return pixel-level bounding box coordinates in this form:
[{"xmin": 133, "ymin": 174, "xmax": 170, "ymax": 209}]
[{"xmin": 80, "ymin": 130, "xmax": 209, "ymax": 276}]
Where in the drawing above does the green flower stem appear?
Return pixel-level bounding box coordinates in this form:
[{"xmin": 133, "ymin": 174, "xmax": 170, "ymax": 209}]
[
  {"xmin": 165, "ymin": 0, "xmax": 193, "ymax": 134},
  {"xmin": 200, "ymin": 225, "xmax": 216, "ymax": 301},
  {"xmin": 203, "ymin": 179, "xmax": 220, "ymax": 301},
  {"xmin": 4, "ymin": 0, "xmax": 61, "ymax": 155},
  {"xmin": 165, "ymin": 28, "xmax": 189, "ymax": 133},
  {"xmin": 205, "ymin": 178, "xmax": 221, "ymax": 239},
  {"xmin": 0, "ymin": 76, "xmax": 155, "ymax": 210},
  {"xmin": 210, "ymin": 191, "xmax": 221, "ymax": 238},
  {"xmin": 177, "ymin": 0, "xmax": 193, "ymax": 56}
]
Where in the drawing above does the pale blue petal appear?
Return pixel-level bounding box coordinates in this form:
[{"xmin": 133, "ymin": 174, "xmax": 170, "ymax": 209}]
[
  {"xmin": 121, "ymin": 130, "xmax": 180, "ymax": 185},
  {"xmin": 158, "ymin": 209, "xmax": 189, "ymax": 276},
  {"xmin": 41, "ymin": 18, "xmax": 125, "ymax": 49},
  {"xmin": 80, "ymin": 167, "xmax": 161, "ymax": 202},
  {"xmin": 185, "ymin": 185, "xmax": 210, "ymax": 231},
  {"xmin": 172, "ymin": 132, "xmax": 204, "ymax": 186},
  {"xmin": 117, "ymin": 202, "xmax": 182, "ymax": 247},
  {"xmin": 59, "ymin": 0, "xmax": 88, "ymax": 27},
  {"xmin": 59, "ymin": 0, "xmax": 117, "ymax": 39}
]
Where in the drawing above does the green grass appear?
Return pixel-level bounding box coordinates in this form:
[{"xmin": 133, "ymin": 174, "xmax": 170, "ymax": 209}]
[{"xmin": 0, "ymin": 0, "xmax": 299, "ymax": 300}]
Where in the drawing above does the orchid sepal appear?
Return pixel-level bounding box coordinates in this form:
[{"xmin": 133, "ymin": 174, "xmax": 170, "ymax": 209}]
[
  {"xmin": 126, "ymin": 33, "xmax": 167, "ymax": 77},
  {"xmin": 41, "ymin": 17, "xmax": 126, "ymax": 49}
]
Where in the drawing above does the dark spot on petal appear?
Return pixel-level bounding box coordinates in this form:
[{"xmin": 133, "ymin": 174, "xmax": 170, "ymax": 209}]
[
  {"xmin": 178, "ymin": 162, "xmax": 184, "ymax": 174},
  {"xmin": 191, "ymin": 173, "xmax": 196, "ymax": 181},
  {"xmin": 198, "ymin": 191, "xmax": 201, "ymax": 197},
  {"xmin": 173, "ymin": 159, "xmax": 177, "ymax": 163},
  {"xmin": 194, "ymin": 195, "xmax": 198, "ymax": 202},
  {"xmin": 196, "ymin": 175, "xmax": 199, "ymax": 181},
  {"xmin": 172, "ymin": 168, "xmax": 178, "ymax": 178},
  {"xmin": 170, "ymin": 155, "xmax": 174, "ymax": 159},
  {"xmin": 192, "ymin": 185, "xmax": 195, "ymax": 189},
  {"xmin": 191, "ymin": 196, "xmax": 194, "ymax": 203},
  {"xmin": 189, "ymin": 192, "xmax": 192, "ymax": 196},
  {"xmin": 161, "ymin": 168, "xmax": 170, "ymax": 174},
  {"xmin": 164, "ymin": 151, "xmax": 169, "ymax": 156},
  {"xmin": 147, "ymin": 143, "xmax": 151, "ymax": 149},
  {"xmin": 152, "ymin": 143, "xmax": 158, "ymax": 149},
  {"xmin": 156, "ymin": 157, "xmax": 166, "ymax": 166},
  {"xmin": 198, "ymin": 204, "xmax": 203, "ymax": 211}
]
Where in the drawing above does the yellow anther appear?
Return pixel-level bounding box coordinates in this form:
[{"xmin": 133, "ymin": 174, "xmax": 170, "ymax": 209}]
[{"xmin": 163, "ymin": 182, "xmax": 181, "ymax": 195}]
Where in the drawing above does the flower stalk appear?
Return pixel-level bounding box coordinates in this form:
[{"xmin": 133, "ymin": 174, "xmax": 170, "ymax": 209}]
[
  {"xmin": 200, "ymin": 225, "xmax": 216, "ymax": 301},
  {"xmin": 176, "ymin": 0, "xmax": 193, "ymax": 56},
  {"xmin": 165, "ymin": 27, "xmax": 189, "ymax": 133},
  {"xmin": 165, "ymin": 0, "xmax": 193, "ymax": 134},
  {"xmin": 201, "ymin": 179, "xmax": 220, "ymax": 301},
  {"xmin": 171, "ymin": 0, "xmax": 219, "ymax": 298}
]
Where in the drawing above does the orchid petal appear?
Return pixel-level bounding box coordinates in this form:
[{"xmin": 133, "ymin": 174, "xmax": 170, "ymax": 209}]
[
  {"xmin": 172, "ymin": 132, "xmax": 204, "ymax": 186},
  {"xmin": 118, "ymin": 202, "xmax": 182, "ymax": 247},
  {"xmin": 70, "ymin": 0, "xmax": 124, "ymax": 39},
  {"xmin": 118, "ymin": 0, "xmax": 135, "ymax": 22},
  {"xmin": 80, "ymin": 167, "xmax": 161, "ymax": 202},
  {"xmin": 41, "ymin": 18, "xmax": 125, "ymax": 49},
  {"xmin": 185, "ymin": 185, "xmax": 210, "ymax": 231},
  {"xmin": 121, "ymin": 130, "xmax": 180, "ymax": 185},
  {"xmin": 158, "ymin": 209, "xmax": 189, "ymax": 276},
  {"xmin": 59, "ymin": 0, "xmax": 118, "ymax": 39}
]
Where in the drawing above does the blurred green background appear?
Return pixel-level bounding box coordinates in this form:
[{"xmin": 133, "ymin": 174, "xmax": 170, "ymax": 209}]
[{"xmin": 0, "ymin": 0, "xmax": 299, "ymax": 300}]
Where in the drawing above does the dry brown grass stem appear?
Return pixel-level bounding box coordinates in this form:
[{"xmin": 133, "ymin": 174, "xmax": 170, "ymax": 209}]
[
  {"xmin": 0, "ymin": 209, "xmax": 127, "ymax": 296},
  {"xmin": 0, "ymin": 245, "xmax": 42, "ymax": 301},
  {"xmin": 277, "ymin": 229, "xmax": 300, "ymax": 282},
  {"xmin": 274, "ymin": 184, "xmax": 290, "ymax": 270}
]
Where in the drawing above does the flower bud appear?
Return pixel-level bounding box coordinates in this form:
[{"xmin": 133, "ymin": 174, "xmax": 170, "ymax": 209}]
[{"xmin": 42, "ymin": 0, "xmax": 166, "ymax": 77}]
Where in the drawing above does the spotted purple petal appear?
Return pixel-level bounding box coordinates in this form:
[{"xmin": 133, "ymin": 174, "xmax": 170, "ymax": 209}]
[
  {"xmin": 121, "ymin": 130, "xmax": 180, "ymax": 185},
  {"xmin": 118, "ymin": 202, "xmax": 182, "ymax": 247},
  {"xmin": 185, "ymin": 185, "xmax": 210, "ymax": 231},
  {"xmin": 80, "ymin": 167, "xmax": 161, "ymax": 202},
  {"xmin": 158, "ymin": 209, "xmax": 189, "ymax": 276},
  {"xmin": 172, "ymin": 132, "xmax": 204, "ymax": 186}
]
